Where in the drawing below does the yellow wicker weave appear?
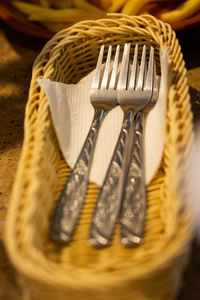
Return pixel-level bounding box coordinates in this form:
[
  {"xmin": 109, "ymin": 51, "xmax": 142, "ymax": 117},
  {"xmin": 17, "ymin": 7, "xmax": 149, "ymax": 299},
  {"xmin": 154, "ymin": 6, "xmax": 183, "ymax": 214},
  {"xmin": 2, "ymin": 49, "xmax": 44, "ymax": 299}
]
[{"xmin": 5, "ymin": 14, "xmax": 194, "ymax": 300}]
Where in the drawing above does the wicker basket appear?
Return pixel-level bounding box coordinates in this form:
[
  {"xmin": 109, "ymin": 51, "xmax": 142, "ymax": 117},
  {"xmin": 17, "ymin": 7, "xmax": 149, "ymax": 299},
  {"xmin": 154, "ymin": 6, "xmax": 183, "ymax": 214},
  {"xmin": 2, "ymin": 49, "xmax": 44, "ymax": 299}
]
[{"xmin": 5, "ymin": 14, "xmax": 194, "ymax": 300}]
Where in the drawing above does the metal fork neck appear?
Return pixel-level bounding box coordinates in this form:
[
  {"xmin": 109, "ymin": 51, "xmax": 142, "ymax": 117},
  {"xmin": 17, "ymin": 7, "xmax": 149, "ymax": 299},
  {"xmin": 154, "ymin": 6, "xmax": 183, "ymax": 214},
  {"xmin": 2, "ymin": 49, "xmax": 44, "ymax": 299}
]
[{"xmin": 92, "ymin": 109, "xmax": 106, "ymax": 129}]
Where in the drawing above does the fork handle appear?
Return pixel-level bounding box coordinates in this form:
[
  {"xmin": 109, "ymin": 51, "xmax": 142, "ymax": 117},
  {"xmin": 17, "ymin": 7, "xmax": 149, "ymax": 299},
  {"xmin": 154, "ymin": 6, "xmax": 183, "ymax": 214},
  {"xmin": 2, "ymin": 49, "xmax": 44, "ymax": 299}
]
[
  {"xmin": 50, "ymin": 109, "xmax": 105, "ymax": 243},
  {"xmin": 88, "ymin": 110, "xmax": 134, "ymax": 247},
  {"xmin": 120, "ymin": 111, "xmax": 146, "ymax": 246}
]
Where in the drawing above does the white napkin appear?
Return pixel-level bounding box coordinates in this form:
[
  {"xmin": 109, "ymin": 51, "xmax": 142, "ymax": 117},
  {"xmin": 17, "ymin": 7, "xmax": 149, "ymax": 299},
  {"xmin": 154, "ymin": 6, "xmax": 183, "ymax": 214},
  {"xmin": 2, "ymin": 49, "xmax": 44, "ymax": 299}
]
[{"xmin": 38, "ymin": 48, "xmax": 169, "ymax": 186}]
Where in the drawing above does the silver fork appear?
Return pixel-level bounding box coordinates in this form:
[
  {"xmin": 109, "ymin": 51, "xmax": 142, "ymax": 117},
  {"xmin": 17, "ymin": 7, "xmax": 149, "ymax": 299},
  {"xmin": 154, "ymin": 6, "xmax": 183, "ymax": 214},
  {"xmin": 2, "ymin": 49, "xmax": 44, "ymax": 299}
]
[
  {"xmin": 89, "ymin": 43, "xmax": 158, "ymax": 247},
  {"xmin": 50, "ymin": 44, "xmax": 120, "ymax": 243},
  {"xmin": 120, "ymin": 45, "xmax": 158, "ymax": 246}
]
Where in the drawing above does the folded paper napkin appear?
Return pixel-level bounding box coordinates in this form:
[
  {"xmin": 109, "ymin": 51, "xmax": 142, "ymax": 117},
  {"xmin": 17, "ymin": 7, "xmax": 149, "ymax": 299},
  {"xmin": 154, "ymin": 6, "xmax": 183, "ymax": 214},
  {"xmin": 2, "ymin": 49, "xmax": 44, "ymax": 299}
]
[{"xmin": 38, "ymin": 48, "xmax": 168, "ymax": 186}]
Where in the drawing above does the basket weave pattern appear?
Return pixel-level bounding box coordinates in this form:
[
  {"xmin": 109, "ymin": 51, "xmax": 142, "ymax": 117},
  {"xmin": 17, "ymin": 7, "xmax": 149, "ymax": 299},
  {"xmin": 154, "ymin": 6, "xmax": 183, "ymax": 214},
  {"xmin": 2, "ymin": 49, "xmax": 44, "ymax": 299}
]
[{"xmin": 5, "ymin": 14, "xmax": 193, "ymax": 300}]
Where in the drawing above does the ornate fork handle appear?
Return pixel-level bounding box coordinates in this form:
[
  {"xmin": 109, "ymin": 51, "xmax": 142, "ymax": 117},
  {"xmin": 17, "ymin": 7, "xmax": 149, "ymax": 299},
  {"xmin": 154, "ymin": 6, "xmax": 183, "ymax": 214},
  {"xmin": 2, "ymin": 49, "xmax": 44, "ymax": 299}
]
[
  {"xmin": 50, "ymin": 109, "xmax": 105, "ymax": 243},
  {"xmin": 120, "ymin": 111, "xmax": 146, "ymax": 246},
  {"xmin": 89, "ymin": 110, "xmax": 134, "ymax": 247}
]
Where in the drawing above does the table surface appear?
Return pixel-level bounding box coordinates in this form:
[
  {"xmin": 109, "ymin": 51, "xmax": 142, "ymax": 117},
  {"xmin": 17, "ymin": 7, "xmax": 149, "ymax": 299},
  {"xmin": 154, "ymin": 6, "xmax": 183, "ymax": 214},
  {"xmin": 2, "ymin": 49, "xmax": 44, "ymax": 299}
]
[{"xmin": 0, "ymin": 20, "xmax": 200, "ymax": 300}]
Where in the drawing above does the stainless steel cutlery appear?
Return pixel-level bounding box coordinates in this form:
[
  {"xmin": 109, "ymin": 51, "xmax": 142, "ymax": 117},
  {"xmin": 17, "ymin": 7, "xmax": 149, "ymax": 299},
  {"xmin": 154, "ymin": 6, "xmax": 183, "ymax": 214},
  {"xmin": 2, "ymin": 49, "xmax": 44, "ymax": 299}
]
[
  {"xmin": 50, "ymin": 43, "xmax": 159, "ymax": 246},
  {"xmin": 50, "ymin": 44, "xmax": 119, "ymax": 243}
]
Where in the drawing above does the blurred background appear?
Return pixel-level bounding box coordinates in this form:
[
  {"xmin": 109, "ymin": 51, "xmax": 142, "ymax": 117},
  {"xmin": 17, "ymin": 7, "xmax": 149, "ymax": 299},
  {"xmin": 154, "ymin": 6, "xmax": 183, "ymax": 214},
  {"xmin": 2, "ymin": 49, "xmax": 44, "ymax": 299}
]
[{"xmin": 0, "ymin": 0, "xmax": 199, "ymax": 299}]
